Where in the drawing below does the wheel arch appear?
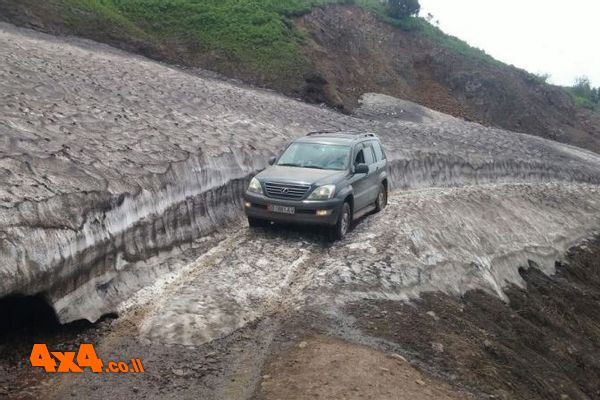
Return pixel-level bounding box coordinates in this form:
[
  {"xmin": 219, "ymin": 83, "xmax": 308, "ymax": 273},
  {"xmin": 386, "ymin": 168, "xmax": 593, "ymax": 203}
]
[
  {"xmin": 344, "ymin": 194, "xmax": 354, "ymax": 214},
  {"xmin": 381, "ymin": 178, "xmax": 389, "ymax": 192}
]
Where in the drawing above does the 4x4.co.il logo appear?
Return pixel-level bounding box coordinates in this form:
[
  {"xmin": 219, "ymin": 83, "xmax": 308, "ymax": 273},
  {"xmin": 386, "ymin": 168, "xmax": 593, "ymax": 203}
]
[{"xmin": 30, "ymin": 344, "xmax": 144, "ymax": 373}]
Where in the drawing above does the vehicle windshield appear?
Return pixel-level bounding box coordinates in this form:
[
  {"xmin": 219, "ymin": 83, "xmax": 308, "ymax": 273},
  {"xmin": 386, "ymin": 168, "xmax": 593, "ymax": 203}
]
[{"xmin": 276, "ymin": 142, "xmax": 350, "ymax": 171}]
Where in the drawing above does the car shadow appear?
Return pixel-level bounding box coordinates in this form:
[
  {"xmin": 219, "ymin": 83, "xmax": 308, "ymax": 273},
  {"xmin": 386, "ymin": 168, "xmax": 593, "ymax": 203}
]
[
  {"xmin": 252, "ymin": 222, "xmax": 334, "ymax": 246},
  {"xmin": 248, "ymin": 208, "xmax": 378, "ymax": 246}
]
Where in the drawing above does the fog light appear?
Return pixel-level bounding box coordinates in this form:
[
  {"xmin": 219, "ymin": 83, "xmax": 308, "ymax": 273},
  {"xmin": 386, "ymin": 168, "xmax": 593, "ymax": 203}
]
[
  {"xmin": 316, "ymin": 209, "xmax": 331, "ymax": 217},
  {"xmin": 244, "ymin": 202, "xmax": 252, "ymax": 208}
]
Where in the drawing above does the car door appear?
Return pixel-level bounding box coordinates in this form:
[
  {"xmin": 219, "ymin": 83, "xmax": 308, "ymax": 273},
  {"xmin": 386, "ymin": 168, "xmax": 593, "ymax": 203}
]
[
  {"xmin": 349, "ymin": 144, "xmax": 370, "ymax": 211},
  {"xmin": 362, "ymin": 142, "xmax": 380, "ymax": 204},
  {"xmin": 369, "ymin": 139, "xmax": 387, "ymax": 187}
]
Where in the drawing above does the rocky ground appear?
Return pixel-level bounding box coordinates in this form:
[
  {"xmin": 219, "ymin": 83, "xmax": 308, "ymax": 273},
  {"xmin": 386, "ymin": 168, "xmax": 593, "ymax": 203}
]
[{"xmin": 1, "ymin": 21, "xmax": 600, "ymax": 400}]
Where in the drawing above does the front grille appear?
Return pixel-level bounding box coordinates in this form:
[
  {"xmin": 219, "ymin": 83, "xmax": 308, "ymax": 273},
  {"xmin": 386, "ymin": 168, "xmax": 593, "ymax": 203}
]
[{"xmin": 264, "ymin": 182, "xmax": 311, "ymax": 200}]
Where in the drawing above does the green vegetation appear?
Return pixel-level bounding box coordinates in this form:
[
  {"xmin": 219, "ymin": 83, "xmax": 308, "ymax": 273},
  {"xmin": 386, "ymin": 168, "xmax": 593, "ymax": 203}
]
[
  {"xmin": 61, "ymin": 0, "xmax": 153, "ymax": 41},
  {"xmin": 385, "ymin": 0, "xmax": 420, "ymax": 19},
  {"xmin": 54, "ymin": 0, "xmax": 347, "ymax": 82},
  {"xmin": 100, "ymin": 0, "xmax": 344, "ymax": 74},
  {"xmin": 29, "ymin": 0, "xmax": 502, "ymax": 79},
  {"xmin": 568, "ymin": 76, "xmax": 599, "ymax": 110}
]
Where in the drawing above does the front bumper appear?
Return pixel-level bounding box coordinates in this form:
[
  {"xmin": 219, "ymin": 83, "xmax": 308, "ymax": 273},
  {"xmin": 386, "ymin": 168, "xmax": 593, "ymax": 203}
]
[{"xmin": 243, "ymin": 192, "xmax": 343, "ymax": 226}]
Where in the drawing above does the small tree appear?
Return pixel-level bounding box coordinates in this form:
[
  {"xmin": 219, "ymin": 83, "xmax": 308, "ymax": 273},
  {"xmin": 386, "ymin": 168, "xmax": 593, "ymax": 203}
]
[
  {"xmin": 573, "ymin": 75, "xmax": 592, "ymax": 99},
  {"xmin": 386, "ymin": 0, "xmax": 420, "ymax": 19},
  {"xmin": 592, "ymin": 87, "xmax": 600, "ymax": 104}
]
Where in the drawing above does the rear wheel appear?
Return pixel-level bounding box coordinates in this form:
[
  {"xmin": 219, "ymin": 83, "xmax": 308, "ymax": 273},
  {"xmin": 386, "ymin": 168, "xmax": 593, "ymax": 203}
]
[
  {"xmin": 248, "ymin": 217, "xmax": 267, "ymax": 228},
  {"xmin": 330, "ymin": 202, "xmax": 351, "ymax": 240},
  {"xmin": 374, "ymin": 183, "xmax": 387, "ymax": 213}
]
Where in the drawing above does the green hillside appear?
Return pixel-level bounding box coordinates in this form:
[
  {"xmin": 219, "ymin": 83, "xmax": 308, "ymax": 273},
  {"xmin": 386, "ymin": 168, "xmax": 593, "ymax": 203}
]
[
  {"xmin": 72, "ymin": 0, "xmax": 343, "ymax": 75},
  {"xmin": 0, "ymin": 0, "xmax": 499, "ymax": 84}
]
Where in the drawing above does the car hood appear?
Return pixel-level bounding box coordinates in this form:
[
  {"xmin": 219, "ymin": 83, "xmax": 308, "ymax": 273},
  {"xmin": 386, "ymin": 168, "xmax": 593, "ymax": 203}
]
[{"xmin": 256, "ymin": 166, "xmax": 347, "ymax": 186}]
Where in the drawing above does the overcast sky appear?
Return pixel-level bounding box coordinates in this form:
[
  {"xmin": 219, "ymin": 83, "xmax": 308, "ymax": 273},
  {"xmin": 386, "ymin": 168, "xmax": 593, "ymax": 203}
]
[{"xmin": 419, "ymin": 0, "xmax": 600, "ymax": 87}]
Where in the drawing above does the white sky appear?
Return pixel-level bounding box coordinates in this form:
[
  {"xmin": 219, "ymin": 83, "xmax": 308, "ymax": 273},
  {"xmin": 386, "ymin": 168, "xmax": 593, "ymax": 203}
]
[{"xmin": 419, "ymin": 0, "xmax": 600, "ymax": 87}]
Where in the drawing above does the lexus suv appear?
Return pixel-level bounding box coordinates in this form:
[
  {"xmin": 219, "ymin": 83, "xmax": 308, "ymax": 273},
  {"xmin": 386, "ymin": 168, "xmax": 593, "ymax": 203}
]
[{"xmin": 243, "ymin": 131, "xmax": 388, "ymax": 239}]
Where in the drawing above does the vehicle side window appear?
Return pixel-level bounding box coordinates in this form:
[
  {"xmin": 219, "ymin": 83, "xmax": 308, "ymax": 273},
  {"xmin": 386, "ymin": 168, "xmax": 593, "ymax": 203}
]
[
  {"xmin": 354, "ymin": 148, "xmax": 365, "ymax": 165},
  {"xmin": 371, "ymin": 140, "xmax": 385, "ymax": 161},
  {"xmin": 363, "ymin": 144, "xmax": 375, "ymax": 165}
]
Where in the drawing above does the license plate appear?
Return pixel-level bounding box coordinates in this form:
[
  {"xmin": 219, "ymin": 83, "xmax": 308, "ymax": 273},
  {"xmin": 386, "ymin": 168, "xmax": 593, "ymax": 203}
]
[{"xmin": 268, "ymin": 204, "xmax": 295, "ymax": 215}]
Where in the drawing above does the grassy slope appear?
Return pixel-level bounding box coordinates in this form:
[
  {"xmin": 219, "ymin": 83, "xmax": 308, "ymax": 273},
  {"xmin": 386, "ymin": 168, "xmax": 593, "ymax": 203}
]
[
  {"xmin": 1, "ymin": 0, "xmax": 505, "ymax": 81},
  {"xmin": 62, "ymin": 0, "xmax": 152, "ymax": 40},
  {"xmin": 100, "ymin": 0, "xmax": 346, "ymax": 76},
  {"xmin": 58, "ymin": 0, "xmax": 350, "ymax": 84}
]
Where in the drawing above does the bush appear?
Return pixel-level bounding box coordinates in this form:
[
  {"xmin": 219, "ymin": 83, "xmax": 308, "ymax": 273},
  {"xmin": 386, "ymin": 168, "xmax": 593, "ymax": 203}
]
[
  {"xmin": 570, "ymin": 76, "xmax": 599, "ymax": 110},
  {"xmin": 592, "ymin": 88, "xmax": 600, "ymax": 104},
  {"xmin": 386, "ymin": 0, "xmax": 420, "ymax": 19},
  {"xmin": 573, "ymin": 76, "xmax": 592, "ymax": 98}
]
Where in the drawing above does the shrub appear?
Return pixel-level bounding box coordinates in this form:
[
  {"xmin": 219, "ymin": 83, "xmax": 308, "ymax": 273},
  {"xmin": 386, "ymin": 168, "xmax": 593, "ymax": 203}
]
[{"xmin": 386, "ymin": 0, "xmax": 420, "ymax": 19}]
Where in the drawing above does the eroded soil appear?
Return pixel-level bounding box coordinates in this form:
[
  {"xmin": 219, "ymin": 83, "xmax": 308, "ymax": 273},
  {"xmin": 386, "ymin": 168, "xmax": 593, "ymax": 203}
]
[
  {"xmin": 2, "ymin": 233, "xmax": 600, "ymax": 400},
  {"xmin": 346, "ymin": 237, "xmax": 600, "ymax": 400}
]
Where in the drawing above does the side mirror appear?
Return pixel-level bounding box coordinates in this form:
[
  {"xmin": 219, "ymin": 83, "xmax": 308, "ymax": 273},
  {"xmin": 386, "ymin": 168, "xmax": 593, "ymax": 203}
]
[
  {"xmin": 354, "ymin": 163, "xmax": 369, "ymax": 174},
  {"xmin": 268, "ymin": 156, "xmax": 277, "ymax": 166}
]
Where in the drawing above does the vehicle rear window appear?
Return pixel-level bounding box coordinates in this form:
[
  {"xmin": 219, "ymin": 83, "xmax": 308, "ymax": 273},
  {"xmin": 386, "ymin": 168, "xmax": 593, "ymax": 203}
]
[
  {"xmin": 364, "ymin": 144, "xmax": 375, "ymax": 165},
  {"xmin": 371, "ymin": 140, "xmax": 385, "ymax": 161}
]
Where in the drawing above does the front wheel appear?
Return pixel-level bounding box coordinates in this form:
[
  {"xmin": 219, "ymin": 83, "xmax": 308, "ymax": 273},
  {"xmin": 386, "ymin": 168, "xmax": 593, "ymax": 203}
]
[
  {"xmin": 330, "ymin": 202, "xmax": 351, "ymax": 240},
  {"xmin": 374, "ymin": 183, "xmax": 387, "ymax": 213}
]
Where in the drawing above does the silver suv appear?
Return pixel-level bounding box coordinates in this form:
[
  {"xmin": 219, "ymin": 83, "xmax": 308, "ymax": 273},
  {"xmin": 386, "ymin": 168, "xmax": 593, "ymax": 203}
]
[{"xmin": 243, "ymin": 132, "xmax": 388, "ymax": 239}]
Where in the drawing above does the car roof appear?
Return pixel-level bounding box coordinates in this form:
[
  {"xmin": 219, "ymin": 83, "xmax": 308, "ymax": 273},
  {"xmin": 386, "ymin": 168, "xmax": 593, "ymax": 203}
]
[{"xmin": 294, "ymin": 132, "xmax": 380, "ymax": 146}]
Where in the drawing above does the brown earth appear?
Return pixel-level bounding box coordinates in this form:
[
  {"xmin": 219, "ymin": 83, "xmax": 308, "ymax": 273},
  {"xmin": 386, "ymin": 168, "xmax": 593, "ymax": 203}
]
[
  {"xmin": 259, "ymin": 336, "xmax": 472, "ymax": 400},
  {"xmin": 347, "ymin": 236, "xmax": 600, "ymax": 400},
  {"xmin": 2, "ymin": 234, "xmax": 600, "ymax": 400},
  {"xmin": 1, "ymin": 3, "xmax": 599, "ymax": 152},
  {"xmin": 296, "ymin": 6, "xmax": 600, "ymax": 153}
]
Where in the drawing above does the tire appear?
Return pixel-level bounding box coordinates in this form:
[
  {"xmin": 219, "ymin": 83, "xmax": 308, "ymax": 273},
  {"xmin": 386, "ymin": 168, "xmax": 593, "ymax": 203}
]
[
  {"xmin": 248, "ymin": 217, "xmax": 267, "ymax": 228},
  {"xmin": 330, "ymin": 202, "xmax": 351, "ymax": 240},
  {"xmin": 374, "ymin": 183, "xmax": 387, "ymax": 213}
]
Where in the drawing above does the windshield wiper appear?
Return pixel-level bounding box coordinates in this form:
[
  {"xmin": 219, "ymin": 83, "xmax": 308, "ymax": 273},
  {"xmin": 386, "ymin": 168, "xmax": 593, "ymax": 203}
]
[
  {"xmin": 278, "ymin": 163, "xmax": 301, "ymax": 167},
  {"xmin": 278, "ymin": 163, "xmax": 326, "ymax": 169}
]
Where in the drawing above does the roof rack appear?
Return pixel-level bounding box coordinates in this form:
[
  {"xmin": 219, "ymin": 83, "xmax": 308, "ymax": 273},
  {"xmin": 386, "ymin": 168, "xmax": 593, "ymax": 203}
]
[
  {"xmin": 306, "ymin": 130, "xmax": 376, "ymax": 138},
  {"xmin": 306, "ymin": 129, "xmax": 342, "ymax": 136}
]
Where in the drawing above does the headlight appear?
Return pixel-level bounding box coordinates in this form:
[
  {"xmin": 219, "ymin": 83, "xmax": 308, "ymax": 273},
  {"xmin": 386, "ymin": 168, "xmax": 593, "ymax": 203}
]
[
  {"xmin": 247, "ymin": 177, "xmax": 263, "ymax": 194},
  {"xmin": 308, "ymin": 185, "xmax": 336, "ymax": 200}
]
